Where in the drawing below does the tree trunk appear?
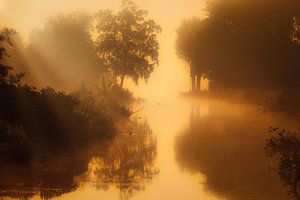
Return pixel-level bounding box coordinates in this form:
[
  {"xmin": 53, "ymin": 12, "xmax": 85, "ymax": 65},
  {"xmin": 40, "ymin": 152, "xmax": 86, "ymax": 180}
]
[
  {"xmin": 191, "ymin": 75, "xmax": 195, "ymax": 92},
  {"xmin": 120, "ymin": 74, "xmax": 125, "ymax": 88},
  {"xmin": 196, "ymin": 75, "xmax": 201, "ymax": 91}
]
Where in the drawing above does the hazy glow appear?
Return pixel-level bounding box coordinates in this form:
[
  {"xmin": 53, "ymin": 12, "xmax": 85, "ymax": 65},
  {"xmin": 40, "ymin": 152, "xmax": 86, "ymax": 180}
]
[
  {"xmin": 0, "ymin": 0, "xmax": 205, "ymax": 38},
  {"xmin": 0, "ymin": 1, "xmax": 4, "ymax": 11},
  {"xmin": 201, "ymin": 78, "xmax": 210, "ymax": 91},
  {"xmin": 0, "ymin": 0, "xmax": 206, "ymax": 99},
  {"xmin": 1, "ymin": 2, "xmax": 299, "ymax": 200}
]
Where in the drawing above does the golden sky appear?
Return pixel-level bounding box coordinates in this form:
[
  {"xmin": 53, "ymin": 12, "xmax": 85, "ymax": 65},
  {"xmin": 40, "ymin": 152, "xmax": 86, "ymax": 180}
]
[{"xmin": 0, "ymin": 0, "xmax": 206, "ymax": 99}]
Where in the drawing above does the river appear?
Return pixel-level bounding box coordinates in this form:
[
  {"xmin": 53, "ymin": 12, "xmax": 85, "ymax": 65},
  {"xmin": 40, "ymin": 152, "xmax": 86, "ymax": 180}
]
[{"xmin": 1, "ymin": 96, "xmax": 299, "ymax": 200}]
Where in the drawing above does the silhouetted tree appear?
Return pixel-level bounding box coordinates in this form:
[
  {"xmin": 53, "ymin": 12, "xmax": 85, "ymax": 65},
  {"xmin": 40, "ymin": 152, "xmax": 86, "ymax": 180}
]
[
  {"xmin": 0, "ymin": 28, "xmax": 24, "ymax": 87},
  {"xmin": 94, "ymin": 0, "xmax": 161, "ymax": 87},
  {"xmin": 177, "ymin": 0, "xmax": 300, "ymax": 91},
  {"xmin": 176, "ymin": 18, "xmax": 212, "ymax": 91}
]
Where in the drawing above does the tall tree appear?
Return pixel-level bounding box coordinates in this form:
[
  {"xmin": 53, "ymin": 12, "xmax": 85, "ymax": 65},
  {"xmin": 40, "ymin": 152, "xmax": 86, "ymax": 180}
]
[
  {"xmin": 176, "ymin": 18, "xmax": 212, "ymax": 91},
  {"xmin": 177, "ymin": 0, "xmax": 300, "ymax": 91},
  {"xmin": 94, "ymin": 0, "xmax": 161, "ymax": 87}
]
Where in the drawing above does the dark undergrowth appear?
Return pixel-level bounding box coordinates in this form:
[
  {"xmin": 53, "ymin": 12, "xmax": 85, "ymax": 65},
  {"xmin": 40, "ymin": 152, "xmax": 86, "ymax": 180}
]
[{"xmin": 0, "ymin": 28, "xmax": 135, "ymax": 163}]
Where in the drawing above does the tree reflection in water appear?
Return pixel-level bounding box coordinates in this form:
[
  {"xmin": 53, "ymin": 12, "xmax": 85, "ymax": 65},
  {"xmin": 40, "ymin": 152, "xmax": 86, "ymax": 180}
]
[
  {"xmin": 0, "ymin": 154, "xmax": 90, "ymax": 200},
  {"xmin": 0, "ymin": 120, "xmax": 158, "ymax": 200},
  {"xmin": 175, "ymin": 102, "xmax": 290, "ymax": 200},
  {"xmin": 266, "ymin": 128, "xmax": 300, "ymax": 199},
  {"xmin": 80, "ymin": 120, "xmax": 158, "ymax": 200}
]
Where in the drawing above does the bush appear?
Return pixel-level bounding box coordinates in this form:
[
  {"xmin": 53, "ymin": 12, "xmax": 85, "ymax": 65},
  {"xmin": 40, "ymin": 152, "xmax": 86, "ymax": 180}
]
[{"xmin": 0, "ymin": 120, "xmax": 32, "ymax": 162}]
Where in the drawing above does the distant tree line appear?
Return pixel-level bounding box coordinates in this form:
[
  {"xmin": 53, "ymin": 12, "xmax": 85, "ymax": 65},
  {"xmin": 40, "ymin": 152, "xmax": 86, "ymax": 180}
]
[{"xmin": 177, "ymin": 0, "xmax": 300, "ymax": 91}]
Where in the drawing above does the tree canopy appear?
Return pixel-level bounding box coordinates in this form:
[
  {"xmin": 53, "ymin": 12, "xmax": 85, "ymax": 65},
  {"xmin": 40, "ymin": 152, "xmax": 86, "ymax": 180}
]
[
  {"xmin": 176, "ymin": 0, "xmax": 300, "ymax": 90},
  {"xmin": 94, "ymin": 0, "xmax": 161, "ymax": 87},
  {"xmin": 0, "ymin": 28, "xmax": 24, "ymax": 87}
]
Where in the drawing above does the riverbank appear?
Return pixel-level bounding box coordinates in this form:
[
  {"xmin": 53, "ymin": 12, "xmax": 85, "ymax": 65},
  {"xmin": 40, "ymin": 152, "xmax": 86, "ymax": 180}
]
[{"xmin": 180, "ymin": 88, "xmax": 300, "ymax": 120}]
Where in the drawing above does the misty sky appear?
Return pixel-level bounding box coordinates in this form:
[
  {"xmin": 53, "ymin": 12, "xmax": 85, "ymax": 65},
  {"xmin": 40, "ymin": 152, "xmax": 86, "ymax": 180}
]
[{"xmin": 0, "ymin": 0, "xmax": 206, "ymax": 99}]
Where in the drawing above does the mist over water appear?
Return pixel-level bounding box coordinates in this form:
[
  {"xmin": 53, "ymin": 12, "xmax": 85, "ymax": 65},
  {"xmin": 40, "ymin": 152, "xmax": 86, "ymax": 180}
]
[{"xmin": 1, "ymin": 98, "xmax": 297, "ymax": 200}]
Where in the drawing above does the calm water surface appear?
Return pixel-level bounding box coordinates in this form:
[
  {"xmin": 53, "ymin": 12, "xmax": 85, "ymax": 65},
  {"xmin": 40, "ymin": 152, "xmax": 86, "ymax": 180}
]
[{"xmin": 1, "ymin": 97, "xmax": 298, "ymax": 200}]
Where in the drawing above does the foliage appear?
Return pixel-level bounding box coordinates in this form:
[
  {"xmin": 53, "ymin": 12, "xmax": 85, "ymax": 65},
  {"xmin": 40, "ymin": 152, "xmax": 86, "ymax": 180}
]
[
  {"xmin": 0, "ymin": 28, "xmax": 116, "ymax": 161},
  {"xmin": 94, "ymin": 0, "xmax": 161, "ymax": 86},
  {"xmin": 176, "ymin": 0, "xmax": 300, "ymax": 90},
  {"xmin": 97, "ymin": 84, "xmax": 133, "ymax": 119},
  {"xmin": 74, "ymin": 80, "xmax": 134, "ymax": 120},
  {"xmin": 0, "ymin": 28, "xmax": 24, "ymax": 87},
  {"xmin": 0, "ymin": 120, "xmax": 32, "ymax": 162},
  {"xmin": 0, "ymin": 28, "xmax": 16, "ymax": 59}
]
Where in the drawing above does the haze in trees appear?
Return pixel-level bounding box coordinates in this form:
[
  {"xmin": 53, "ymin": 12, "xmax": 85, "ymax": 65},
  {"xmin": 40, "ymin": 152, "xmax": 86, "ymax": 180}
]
[{"xmin": 3, "ymin": 12, "xmax": 107, "ymax": 91}]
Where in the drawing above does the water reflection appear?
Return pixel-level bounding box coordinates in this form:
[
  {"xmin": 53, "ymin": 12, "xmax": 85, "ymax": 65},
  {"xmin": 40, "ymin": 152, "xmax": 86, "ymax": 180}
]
[
  {"xmin": 0, "ymin": 155, "xmax": 89, "ymax": 199},
  {"xmin": 79, "ymin": 120, "xmax": 158, "ymax": 200},
  {"xmin": 176, "ymin": 100, "xmax": 292, "ymax": 200},
  {"xmin": 266, "ymin": 128, "xmax": 300, "ymax": 199},
  {"xmin": 3, "ymin": 98, "xmax": 299, "ymax": 200},
  {"xmin": 0, "ymin": 120, "xmax": 157, "ymax": 200}
]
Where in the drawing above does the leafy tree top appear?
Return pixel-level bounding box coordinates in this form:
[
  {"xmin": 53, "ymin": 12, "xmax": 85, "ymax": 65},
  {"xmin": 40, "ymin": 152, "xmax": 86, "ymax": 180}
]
[
  {"xmin": 176, "ymin": 0, "xmax": 300, "ymax": 90},
  {"xmin": 94, "ymin": 0, "xmax": 161, "ymax": 86},
  {"xmin": 0, "ymin": 28, "xmax": 24, "ymax": 87}
]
